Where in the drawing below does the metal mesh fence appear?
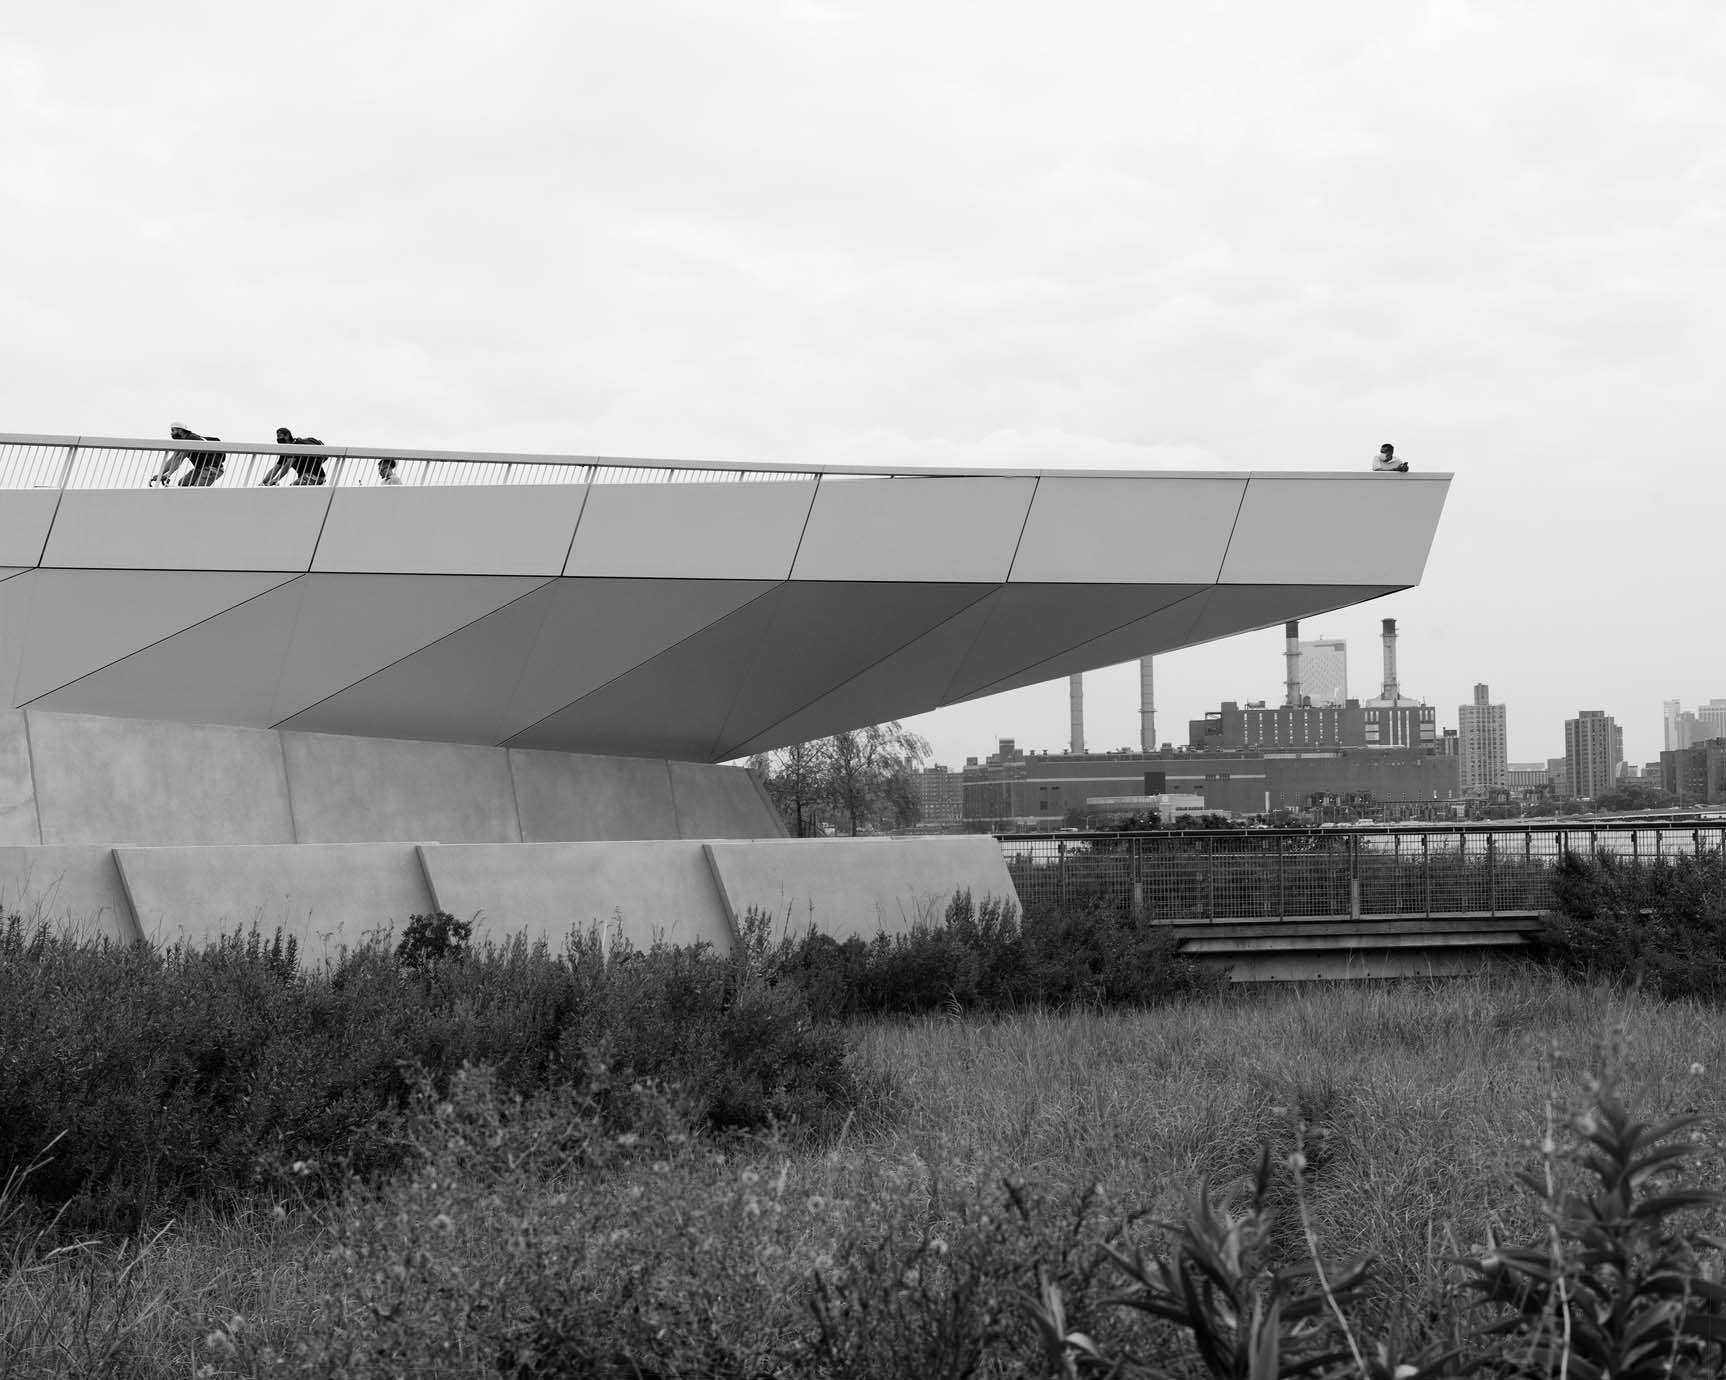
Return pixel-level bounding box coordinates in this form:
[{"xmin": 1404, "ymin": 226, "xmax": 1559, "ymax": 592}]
[{"xmin": 1001, "ymin": 824, "xmax": 1726, "ymax": 923}]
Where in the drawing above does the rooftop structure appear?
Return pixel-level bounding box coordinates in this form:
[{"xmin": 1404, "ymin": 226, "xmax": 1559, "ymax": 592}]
[{"xmin": 0, "ymin": 432, "xmax": 1450, "ymax": 762}]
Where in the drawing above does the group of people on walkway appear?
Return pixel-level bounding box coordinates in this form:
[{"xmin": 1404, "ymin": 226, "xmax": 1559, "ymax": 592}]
[{"xmin": 149, "ymin": 425, "xmax": 400, "ymax": 487}]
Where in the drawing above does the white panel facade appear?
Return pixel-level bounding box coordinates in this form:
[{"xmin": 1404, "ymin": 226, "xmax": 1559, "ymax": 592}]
[
  {"xmin": 314, "ymin": 487, "xmax": 591, "ymax": 576},
  {"xmin": 1218, "ymin": 475, "xmax": 1449, "ymax": 585},
  {"xmin": 0, "ymin": 492, "xmax": 61, "ymax": 567},
  {"xmin": 43, "ymin": 490, "xmax": 332, "ymax": 571},
  {"xmin": 565, "ymin": 482, "xmax": 817, "ymax": 580},
  {"xmin": 1009, "ymin": 477, "xmax": 1247, "ymax": 583},
  {"xmin": 791, "ymin": 476, "xmax": 1035, "ymax": 582}
]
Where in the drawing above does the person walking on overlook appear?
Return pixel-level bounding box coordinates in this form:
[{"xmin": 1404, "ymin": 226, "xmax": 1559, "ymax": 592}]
[
  {"xmin": 1372, "ymin": 442, "xmax": 1409, "ymax": 473},
  {"xmin": 260, "ymin": 427, "xmax": 329, "ymax": 486},
  {"xmin": 150, "ymin": 424, "xmax": 226, "ymax": 486}
]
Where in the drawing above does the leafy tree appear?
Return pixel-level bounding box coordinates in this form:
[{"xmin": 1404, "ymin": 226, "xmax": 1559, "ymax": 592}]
[{"xmin": 751, "ymin": 722, "xmax": 930, "ymax": 837}]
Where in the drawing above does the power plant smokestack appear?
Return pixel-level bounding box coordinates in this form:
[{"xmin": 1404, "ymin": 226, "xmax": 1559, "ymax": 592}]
[
  {"xmin": 1284, "ymin": 620, "xmax": 1302, "ymax": 709},
  {"xmin": 1069, "ymin": 673, "xmax": 1085, "ymax": 754},
  {"xmin": 1139, "ymin": 656, "xmax": 1156, "ymax": 751},
  {"xmin": 1380, "ymin": 618, "xmax": 1400, "ymax": 702}
]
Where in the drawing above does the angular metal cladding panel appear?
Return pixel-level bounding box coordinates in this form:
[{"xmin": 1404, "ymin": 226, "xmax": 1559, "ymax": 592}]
[
  {"xmin": 1218, "ymin": 475, "xmax": 1451, "ymax": 585},
  {"xmin": 1008, "ymin": 477, "xmax": 1248, "ymax": 582},
  {"xmin": 505, "ymin": 585, "xmax": 788, "ymax": 761},
  {"xmin": 790, "ymin": 476, "xmax": 1035, "ymax": 582},
  {"xmin": 278, "ymin": 578, "xmax": 778, "ymax": 747},
  {"xmin": 721, "ymin": 592, "xmax": 1005, "ymax": 758},
  {"xmin": 269, "ymin": 574, "xmax": 554, "ymax": 724},
  {"xmin": 714, "ymin": 581, "xmax": 997, "ymax": 756},
  {"xmin": 1182, "ymin": 583, "xmax": 1398, "ymax": 645},
  {"xmin": 499, "ymin": 577, "xmax": 781, "ymax": 737},
  {"xmin": 12, "ymin": 569, "xmax": 297, "ymax": 706},
  {"xmin": 276, "ymin": 581, "xmax": 565, "ymax": 744},
  {"xmin": 947, "ymin": 585, "xmax": 1213, "ymax": 700},
  {"xmin": 29, "ymin": 576, "xmax": 309, "ymax": 727},
  {"xmin": 0, "ymin": 570, "xmax": 32, "ymax": 708},
  {"xmin": 564, "ymin": 481, "xmax": 817, "ymax": 580},
  {"xmin": 312, "ymin": 485, "xmax": 590, "ymax": 575},
  {"xmin": 0, "ymin": 493, "xmax": 61, "ymax": 567},
  {"xmin": 946, "ymin": 583, "xmax": 1209, "ymax": 700},
  {"xmin": 42, "ymin": 490, "xmax": 332, "ymax": 571}
]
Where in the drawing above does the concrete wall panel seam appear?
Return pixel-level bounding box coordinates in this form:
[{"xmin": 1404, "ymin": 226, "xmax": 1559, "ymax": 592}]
[
  {"xmin": 109, "ymin": 847, "xmax": 147, "ymax": 945},
  {"xmin": 415, "ymin": 844, "xmax": 443, "ymax": 916},
  {"xmin": 20, "ymin": 710, "xmax": 43, "ymax": 846},
  {"xmin": 701, "ymin": 842, "xmax": 742, "ymax": 951},
  {"xmin": 505, "ymin": 752, "xmax": 526, "ymax": 842},
  {"xmin": 277, "ymin": 729, "xmax": 301, "ymax": 843},
  {"xmin": 664, "ymin": 758, "xmax": 682, "ymax": 837}
]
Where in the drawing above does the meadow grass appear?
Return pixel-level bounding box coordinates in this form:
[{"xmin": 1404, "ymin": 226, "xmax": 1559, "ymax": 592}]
[{"xmin": 7, "ymin": 969, "xmax": 1726, "ymax": 1376}]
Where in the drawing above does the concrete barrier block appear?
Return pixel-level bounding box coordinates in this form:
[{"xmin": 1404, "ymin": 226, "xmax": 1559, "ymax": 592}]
[
  {"xmin": 704, "ymin": 837, "xmax": 1021, "ymax": 942},
  {"xmin": 668, "ymin": 761, "xmax": 786, "ymax": 839},
  {"xmin": 420, "ymin": 841, "xmax": 732, "ymax": 955},
  {"xmin": 28, "ymin": 712, "xmax": 295, "ymax": 845},
  {"xmin": 0, "ymin": 710, "xmax": 39, "ymax": 845},
  {"xmin": 114, "ymin": 844, "xmax": 433, "ymax": 959},
  {"xmin": 0, "ymin": 845, "xmax": 136, "ymax": 943},
  {"xmin": 282, "ymin": 732, "xmax": 521, "ymax": 844},
  {"xmin": 508, "ymin": 750, "xmax": 679, "ymax": 841}
]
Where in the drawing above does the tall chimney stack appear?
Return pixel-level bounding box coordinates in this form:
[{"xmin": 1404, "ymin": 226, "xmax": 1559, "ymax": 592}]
[
  {"xmin": 1139, "ymin": 656, "xmax": 1156, "ymax": 751},
  {"xmin": 1069, "ymin": 673, "xmax": 1085, "ymax": 754},
  {"xmin": 1284, "ymin": 620, "xmax": 1302, "ymax": 709},
  {"xmin": 1380, "ymin": 618, "xmax": 1400, "ymax": 702}
]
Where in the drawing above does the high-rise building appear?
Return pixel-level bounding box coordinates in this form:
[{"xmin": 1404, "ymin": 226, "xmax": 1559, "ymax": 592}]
[
  {"xmin": 1701, "ymin": 699, "xmax": 1726, "ymax": 741},
  {"xmin": 1564, "ymin": 710, "xmax": 1621, "ymax": 800},
  {"xmin": 1665, "ymin": 699, "xmax": 1685, "ymax": 751},
  {"xmin": 1458, "ymin": 683, "xmax": 1508, "ymax": 796},
  {"xmin": 911, "ymin": 765, "xmax": 965, "ymax": 827},
  {"xmin": 1297, "ymin": 638, "xmax": 1348, "ymax": 706}
]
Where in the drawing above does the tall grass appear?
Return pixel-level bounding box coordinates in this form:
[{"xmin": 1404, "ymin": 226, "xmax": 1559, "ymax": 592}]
[{"xmin": 8, "ymin": 972, "xmax": 1726, "ymax": 1376}]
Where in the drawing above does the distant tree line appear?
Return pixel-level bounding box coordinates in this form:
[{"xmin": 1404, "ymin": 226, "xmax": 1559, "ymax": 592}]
[{"xmin": 748, "ymin": 723, "xmax": 929, "ymax": 836}]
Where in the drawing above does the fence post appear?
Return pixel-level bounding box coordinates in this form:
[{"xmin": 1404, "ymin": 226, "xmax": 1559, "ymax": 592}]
[
  {"xmin": 56, "ymin": 443, "xmax": 79, "ymax": 491},
  {"xmin": 1204, "ymin": 836, "xmax": 1214, "ymax": 921},
  {"xmin": 1487, "ymin": 833, "xmax": 1497, "ymax": 917},
  {"xmin": 1348, "ymin": 833, "xmax": 1361, "ymax": 920},
  {"xmin": 1276, "ymin": 834, "xmax": 1285, "ymax": 921},
  {"xmin": 1423, "ymin": 832, "xmax": 1432, "ymax": 917},
  {"xmin": 1130, "ymin": 835, "xmax": 1143, "ymax": 922},
  {"xmin": 1057, "ymin": 840, "xmax": 1067, "ymax": 912}
]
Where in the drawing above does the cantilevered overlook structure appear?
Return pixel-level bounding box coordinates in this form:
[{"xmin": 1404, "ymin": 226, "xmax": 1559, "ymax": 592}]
[
  {"xmin": 0, "ymin": 433, "xmax": 1449, "ymax": 952},
  {"xmin": 0, "ymin": 434, "xmax": 1449, "ymax": 758}
]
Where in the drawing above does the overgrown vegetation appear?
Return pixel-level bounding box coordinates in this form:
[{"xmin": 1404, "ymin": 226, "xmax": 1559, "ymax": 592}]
[
  {"xmin": 1540, "ymin": 849, "xmax": 1726, "ymax": 998},
  {"xmin": 6, "ymin": 849, "xmax": 1726, "ymax": 1375}
]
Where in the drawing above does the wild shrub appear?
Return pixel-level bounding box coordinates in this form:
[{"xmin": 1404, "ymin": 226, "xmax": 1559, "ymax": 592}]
[
  {"xmin": 0, "ymin": 918, "xmax": 875, "ymax": 1232},
  {"xmin": 1541, "ymin": 851, "xmax": 1726, "ymax": 999}
]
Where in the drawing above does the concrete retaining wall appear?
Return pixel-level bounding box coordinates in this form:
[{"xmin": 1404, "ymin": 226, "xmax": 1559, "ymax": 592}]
[
  {"xmin": 420, "ymin": 842, "xmax": 732, "ymax": 954},
  {"xmin": 703, "ymin": 836, "xmax": 1020, "ymax": 942},
  {"xmin": 0, "ymin": 709, "xmax": 782, "ymax": 847},
  {"xmin": 114, "ymin": 844, "xmax": 433, "ymax": 957}
]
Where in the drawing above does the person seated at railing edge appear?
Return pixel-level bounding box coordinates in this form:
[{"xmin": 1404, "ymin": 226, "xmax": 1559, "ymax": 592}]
[
  {"xmin": 1372, "ymin": 442, "xmax": 1409, "ymax": 473},
  {"xmin": 149, "ymin": 424, "xmax": 226, "ymax": 487},
  {"xmin": 260, "ymin": 427, "xmax": 329, "ymax": 486},
  {"xmin": 377, "ymin": 458, "xmax": 402, "ymax": 485}
]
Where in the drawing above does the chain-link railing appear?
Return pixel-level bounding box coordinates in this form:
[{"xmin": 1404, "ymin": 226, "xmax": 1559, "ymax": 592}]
[{"xmin": 1001, "ymin": 823, "xmax": 1726, "ymax": 923}]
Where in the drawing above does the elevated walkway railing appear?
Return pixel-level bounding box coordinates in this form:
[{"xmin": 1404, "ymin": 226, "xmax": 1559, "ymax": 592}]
[{"xmin": 998, "ymin": 822, "xmax": 1726, "ymax": 924}]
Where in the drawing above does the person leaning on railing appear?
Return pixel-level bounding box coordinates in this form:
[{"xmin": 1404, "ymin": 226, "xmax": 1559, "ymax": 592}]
[
  {"xmin": 149, "ymin": 424, "xmax": 226, "ymax": 487},
  {"xmin": 260, "ymin": 427, "xmax": 329, "ymax": 486},
  {"xmin": 1372, "ymin": 442, "xmax": 1409, "ymax": 473}
]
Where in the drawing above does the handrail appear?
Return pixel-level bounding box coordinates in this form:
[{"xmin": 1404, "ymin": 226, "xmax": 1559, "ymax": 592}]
[{"xmin": 0, "ymin": 430, "xmax": 1458, "ymax": 487}]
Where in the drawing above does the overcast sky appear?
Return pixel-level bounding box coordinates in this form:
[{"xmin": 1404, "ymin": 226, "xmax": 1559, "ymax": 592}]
[{"xmin": 5, "ymin": 1, "xmax": 1722, "ymax": 768}]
